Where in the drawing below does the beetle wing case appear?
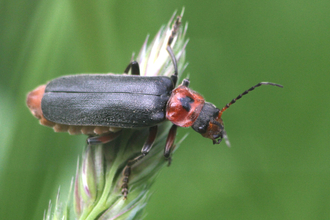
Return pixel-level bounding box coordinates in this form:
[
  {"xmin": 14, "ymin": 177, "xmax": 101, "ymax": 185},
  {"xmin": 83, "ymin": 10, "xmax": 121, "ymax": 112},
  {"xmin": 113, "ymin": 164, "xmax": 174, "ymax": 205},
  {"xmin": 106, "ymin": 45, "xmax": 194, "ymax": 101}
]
[{"xmin": 41, "ymin": 74, "xmax": 174, "ymax": 128}]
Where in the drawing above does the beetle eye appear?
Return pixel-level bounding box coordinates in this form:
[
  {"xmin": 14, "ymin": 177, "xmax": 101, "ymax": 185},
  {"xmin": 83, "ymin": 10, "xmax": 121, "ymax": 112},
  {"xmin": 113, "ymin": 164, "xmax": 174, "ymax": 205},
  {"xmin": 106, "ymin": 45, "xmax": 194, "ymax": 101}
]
[
  {"xmin": 213, "ymin": 109, "xmax": 220, "ymax": 118},
  {"xmin": 198, "ymin": 125, "xmax": 207, "ymax": 133}
]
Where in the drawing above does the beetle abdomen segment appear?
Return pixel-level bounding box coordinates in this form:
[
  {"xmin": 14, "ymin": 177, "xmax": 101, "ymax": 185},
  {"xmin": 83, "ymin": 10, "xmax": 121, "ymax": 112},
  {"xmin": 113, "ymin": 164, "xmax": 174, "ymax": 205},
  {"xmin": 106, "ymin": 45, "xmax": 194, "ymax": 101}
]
[
  {"xmin": 26, "ymin": 84, "xmax": 56, "ymax": 127},
  {"xmin": 52, "ymin": 124, "xmax": 120, "ymax": 135}
]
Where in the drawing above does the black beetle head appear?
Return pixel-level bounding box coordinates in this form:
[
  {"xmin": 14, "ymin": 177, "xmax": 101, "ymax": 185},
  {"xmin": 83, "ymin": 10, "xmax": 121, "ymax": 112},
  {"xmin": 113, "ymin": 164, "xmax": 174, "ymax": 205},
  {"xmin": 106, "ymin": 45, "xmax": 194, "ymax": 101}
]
[{"xmin": 192, "ymin": 103, "xmax": 229, "ymax": 146}]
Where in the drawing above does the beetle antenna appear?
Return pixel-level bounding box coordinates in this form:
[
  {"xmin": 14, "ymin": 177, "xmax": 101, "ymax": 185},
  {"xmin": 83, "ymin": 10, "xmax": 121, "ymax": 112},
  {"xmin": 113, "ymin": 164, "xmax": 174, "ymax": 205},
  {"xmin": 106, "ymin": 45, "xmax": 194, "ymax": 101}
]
[
  {"xmin": 218, "ymin": 82, "xmax": 283, "ymax": 118},
  {"xmin": 167, "ymin": 15, "xmax": 182, "ymax": 86}
]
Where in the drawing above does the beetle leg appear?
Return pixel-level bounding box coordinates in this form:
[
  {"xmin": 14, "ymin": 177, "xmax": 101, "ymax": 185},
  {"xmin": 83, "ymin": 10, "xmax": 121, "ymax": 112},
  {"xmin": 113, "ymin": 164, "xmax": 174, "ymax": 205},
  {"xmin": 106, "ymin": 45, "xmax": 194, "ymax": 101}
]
[
  {"xmin": 121, "ymin": 126, "xmax": 158, "ymax": 199},
  {"xmin": 182, "ymin": 78, "xmax": 190, "ymax": 87},
  {"xmin": 124, "ymin": 61, "xmax": 140, "ymax": 75},
  {"xmin": 167, "ymin": 16, "xmax": 182, "ymax": 87},
  {"xmin": 167, "ymin": 45, "xmax": 178, "ymax": 86},
  {"xmin": 86, "ymin": 131, "xmax": 121, "ymax": 145},
  {"xmin": 164, "ymin": 124, "xmax": 178, "ymax": 166}
]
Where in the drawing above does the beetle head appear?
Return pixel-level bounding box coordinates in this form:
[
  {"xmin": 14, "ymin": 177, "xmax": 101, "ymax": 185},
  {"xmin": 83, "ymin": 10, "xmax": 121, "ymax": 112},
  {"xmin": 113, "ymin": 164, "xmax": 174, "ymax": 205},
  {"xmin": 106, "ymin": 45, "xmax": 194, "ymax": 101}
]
[{"xmin": 191, "ymin": 103, "xmax": 230, "ymax": 146}]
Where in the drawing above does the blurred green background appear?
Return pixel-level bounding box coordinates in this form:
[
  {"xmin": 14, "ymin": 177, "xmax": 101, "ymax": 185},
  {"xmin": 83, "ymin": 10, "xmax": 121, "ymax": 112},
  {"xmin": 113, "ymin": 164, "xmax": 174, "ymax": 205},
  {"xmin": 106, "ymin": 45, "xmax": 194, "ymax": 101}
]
[{"xmin": 1, "ymin": 0, "xmax": 330, "ymax": 219}]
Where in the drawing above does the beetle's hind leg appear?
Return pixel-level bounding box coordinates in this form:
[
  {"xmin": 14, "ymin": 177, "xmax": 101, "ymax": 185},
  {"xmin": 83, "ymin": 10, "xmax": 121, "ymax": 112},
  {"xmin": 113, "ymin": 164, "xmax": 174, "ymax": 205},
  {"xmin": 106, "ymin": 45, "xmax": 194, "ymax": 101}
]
[
  {"xmin": 164, "ymin": 124, "xmax": 178, "ymax": 166},
  {"xmin": 121, "ymin": 126, "xmax": 158, "ymax": 199},
  {"xmin": 86, "ymin": 131, "xmax": 122, "ymax": 145},
  {"xmin": 124, "ymin": 61, "xmax": 140, "ymax": 75}
]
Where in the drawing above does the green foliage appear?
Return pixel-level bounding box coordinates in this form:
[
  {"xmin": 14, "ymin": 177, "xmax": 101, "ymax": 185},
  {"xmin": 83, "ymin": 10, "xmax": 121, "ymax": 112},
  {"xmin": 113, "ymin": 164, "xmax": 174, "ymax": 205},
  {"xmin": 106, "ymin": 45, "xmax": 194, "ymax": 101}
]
[{"xmin": 1, "ymin": 1, "xmax": 330, "ymax": 219}]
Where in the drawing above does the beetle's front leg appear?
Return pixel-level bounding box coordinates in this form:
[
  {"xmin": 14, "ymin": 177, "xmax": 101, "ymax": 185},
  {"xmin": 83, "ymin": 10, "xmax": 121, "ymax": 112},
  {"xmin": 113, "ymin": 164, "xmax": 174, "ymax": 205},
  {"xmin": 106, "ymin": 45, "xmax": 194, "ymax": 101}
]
[
  {"xmin": 164, "ymin": 124, "xmax": 178, "ymax": 166},
  {"xmin": 182, "ymin": 78, "xmax": 190, "ymax": 87},
  {"xmin": 121, "ymin": 126, "xmax": 158, "ymax": 199},
  {"xmin": 124, "ymin": 61, "xmax": 140, "ymax": 75},
  {"xmin": 86, "ymin": 131, "xmax": 122, "ymax": 145}
]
